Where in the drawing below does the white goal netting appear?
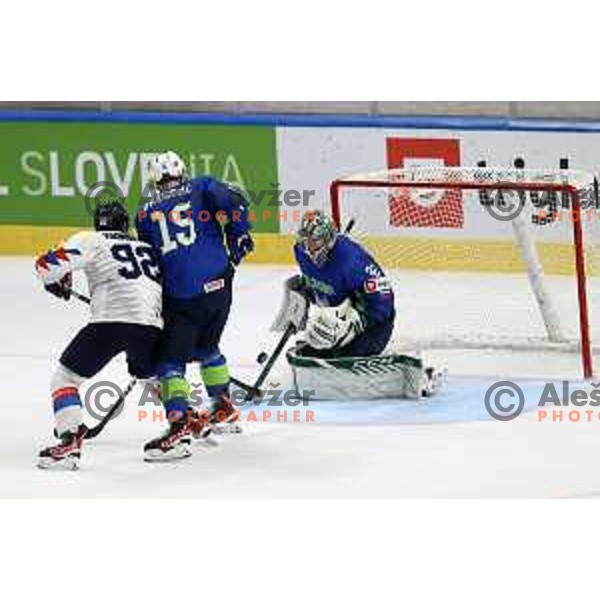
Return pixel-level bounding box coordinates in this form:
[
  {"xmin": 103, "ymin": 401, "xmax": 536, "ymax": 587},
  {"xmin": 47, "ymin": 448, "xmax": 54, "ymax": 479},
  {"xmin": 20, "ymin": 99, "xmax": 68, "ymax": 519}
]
[{"xmin": 330, "ymin": 167, "xmax": 600, "ymax": 378}]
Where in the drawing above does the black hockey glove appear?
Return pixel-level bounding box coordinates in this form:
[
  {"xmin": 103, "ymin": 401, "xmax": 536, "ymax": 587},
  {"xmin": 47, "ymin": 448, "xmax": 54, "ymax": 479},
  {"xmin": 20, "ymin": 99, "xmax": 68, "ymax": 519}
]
[
  {"xmin": 227, "ymin": 232, "xmax": 254, "ymax": 266},
  {"xmin": 45, "ymin": 272, "xmax": 72, "ymax": 301}
]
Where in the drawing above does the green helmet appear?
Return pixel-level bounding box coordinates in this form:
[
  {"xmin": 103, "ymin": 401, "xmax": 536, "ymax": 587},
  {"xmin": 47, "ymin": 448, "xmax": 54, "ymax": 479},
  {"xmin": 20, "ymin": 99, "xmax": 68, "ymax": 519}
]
[{"xmin": 297, "ymin": 210, "xmax": 338, "ymax": 266}]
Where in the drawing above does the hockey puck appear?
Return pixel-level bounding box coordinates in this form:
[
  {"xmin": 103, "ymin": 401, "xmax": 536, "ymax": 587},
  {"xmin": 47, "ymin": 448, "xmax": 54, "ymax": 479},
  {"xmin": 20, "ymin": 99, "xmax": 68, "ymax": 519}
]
[{"xmin": 257, "ymin": 352, "xmax": 268, "ymax": 364}]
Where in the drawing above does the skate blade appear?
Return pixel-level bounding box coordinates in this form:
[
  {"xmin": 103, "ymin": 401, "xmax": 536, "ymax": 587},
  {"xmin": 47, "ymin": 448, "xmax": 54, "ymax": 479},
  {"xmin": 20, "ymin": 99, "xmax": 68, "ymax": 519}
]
[
  {"xmin": 144, "ymin": 444, "xmax": 192, "ymax": 463},
  {"xmin": 37, "ymin": 456, "xmax": 80, "ymax": 471},
  {"xmin": 197, "ymin": 434, "xmax": 222, "ymax": 447},
  {"xmin": 212, "ymin": 421, "xmax": 244, "ymax": 436},
  {"xmin": 193, "ymin": 425, "xmax": 222, "ymax": 447},
  {"xmin": 195, "ymin": 422, "xmax": 243, "ymax": 447}
]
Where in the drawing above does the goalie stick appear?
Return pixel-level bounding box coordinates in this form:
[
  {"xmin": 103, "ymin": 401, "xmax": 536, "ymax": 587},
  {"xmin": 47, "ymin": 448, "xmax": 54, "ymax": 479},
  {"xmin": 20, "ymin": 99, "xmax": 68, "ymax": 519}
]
[
  {"xmin": 230, "ymin": 375, "xmax": 263, "ymax": 398},
  {"xmin": 244, "ymin": 325, "xmax": 297, "ymax": 403}
]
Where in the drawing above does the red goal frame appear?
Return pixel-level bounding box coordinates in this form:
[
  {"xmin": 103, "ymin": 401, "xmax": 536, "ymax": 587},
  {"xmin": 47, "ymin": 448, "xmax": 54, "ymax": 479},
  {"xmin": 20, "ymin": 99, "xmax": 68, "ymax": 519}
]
[{"xmin": 330, "ymin": 177, "xmax": 593, "ymax": 379}]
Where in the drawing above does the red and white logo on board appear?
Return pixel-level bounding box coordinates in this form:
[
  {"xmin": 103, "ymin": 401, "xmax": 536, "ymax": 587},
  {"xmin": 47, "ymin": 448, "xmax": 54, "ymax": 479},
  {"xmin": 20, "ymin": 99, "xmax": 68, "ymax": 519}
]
[{"xmin": 386, "ymin": 138, "xmax": 464, "ymax": 229}]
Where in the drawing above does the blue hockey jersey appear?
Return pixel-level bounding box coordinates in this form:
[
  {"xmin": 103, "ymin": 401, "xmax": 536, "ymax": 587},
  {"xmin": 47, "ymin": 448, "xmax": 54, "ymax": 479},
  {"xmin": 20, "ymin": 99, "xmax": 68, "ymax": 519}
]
[
  {"xmin": 135, "ymin": 176, "xmax": 251, "ymax": 299},
  {"xmin": 294, "ymin": 235, "xmax": 395, "ymax": 327}
]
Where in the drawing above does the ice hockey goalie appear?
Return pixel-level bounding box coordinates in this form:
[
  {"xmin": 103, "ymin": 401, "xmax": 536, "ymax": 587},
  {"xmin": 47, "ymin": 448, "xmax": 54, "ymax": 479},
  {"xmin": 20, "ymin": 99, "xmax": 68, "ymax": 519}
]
[{"xmin": 272, "ymin": 211, "xmax": 443, "ymax": 400}]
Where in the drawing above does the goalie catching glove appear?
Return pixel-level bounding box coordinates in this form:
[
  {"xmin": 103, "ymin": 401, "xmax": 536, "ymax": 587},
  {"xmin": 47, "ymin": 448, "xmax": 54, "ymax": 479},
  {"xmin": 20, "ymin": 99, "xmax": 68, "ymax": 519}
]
[{"xmin": 304, "ymin": 299, "xmax": 364, "ymax": 350}]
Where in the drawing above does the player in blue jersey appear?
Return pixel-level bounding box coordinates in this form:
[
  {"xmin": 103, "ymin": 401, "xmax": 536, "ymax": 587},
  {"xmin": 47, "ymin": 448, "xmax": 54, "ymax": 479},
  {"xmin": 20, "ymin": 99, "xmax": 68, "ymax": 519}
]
[
  {"xmin": 273, "ymin": 210, "xmax": 395, "ymax": 359},
  {"xmin": 135, "ymin": 151, "xmax": 253, "ymax": 461}
]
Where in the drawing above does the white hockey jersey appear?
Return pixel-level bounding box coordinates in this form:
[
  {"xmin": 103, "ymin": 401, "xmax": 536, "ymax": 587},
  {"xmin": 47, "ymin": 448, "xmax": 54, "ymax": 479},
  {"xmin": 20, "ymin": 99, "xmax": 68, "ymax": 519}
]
[{"xmin": 35, "ymin": 230, "xmax": 162, "ymax": 328}]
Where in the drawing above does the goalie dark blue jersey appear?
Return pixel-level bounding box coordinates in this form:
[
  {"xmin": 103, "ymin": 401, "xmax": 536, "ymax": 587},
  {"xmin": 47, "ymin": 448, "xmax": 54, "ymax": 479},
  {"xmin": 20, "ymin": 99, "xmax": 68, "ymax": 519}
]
[
  {"xmin": 294, "ymin": 235, "xmax": 395, "ymax": 328},
  {"xmin": 135, "ymin": 176, "xmax": 251, "ymax": 299}
]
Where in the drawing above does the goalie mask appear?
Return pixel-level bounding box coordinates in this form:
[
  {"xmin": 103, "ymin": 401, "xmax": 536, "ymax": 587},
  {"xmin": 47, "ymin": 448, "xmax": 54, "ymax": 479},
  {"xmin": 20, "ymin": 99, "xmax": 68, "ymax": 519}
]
[
  {"xmin": 297, "ymin": 210, "xmax": 338, "ymax": 267},
  {"xmin": 148, "ymin": 151, "xmax": 186, "ymax": 194}
]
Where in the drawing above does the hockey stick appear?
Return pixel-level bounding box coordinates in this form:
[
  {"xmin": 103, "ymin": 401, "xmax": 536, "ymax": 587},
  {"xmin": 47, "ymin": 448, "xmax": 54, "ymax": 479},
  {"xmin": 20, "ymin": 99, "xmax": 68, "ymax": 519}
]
[
  {"xmin": 244, "ymin": 324, "xmax": 296, "ymax": 402},
  {"xmin": 230, "ymin": 375, "xmax": 262, "ymax": 397},
  {"xmin": 84, "ymin": 378, "xmax": 137, "ymax": 440},
  {"xmin": 71, "ymin": 289, "xmax": 92, "ymax": 305}
]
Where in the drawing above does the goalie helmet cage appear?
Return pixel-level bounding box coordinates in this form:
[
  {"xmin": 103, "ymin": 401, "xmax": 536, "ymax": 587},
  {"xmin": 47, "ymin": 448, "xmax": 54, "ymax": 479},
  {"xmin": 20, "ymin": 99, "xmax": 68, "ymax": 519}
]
[{"xmin": 329, "ymin": 167, "xmax": 598, "ymax": 379}]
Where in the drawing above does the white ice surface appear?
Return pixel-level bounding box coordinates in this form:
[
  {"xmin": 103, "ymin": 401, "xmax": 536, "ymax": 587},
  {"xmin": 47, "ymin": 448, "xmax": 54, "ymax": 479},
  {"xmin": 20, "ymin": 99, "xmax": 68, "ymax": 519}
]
[{"xmin": 2, "ymin": 257, "xmax": 600, "ymax": 498}]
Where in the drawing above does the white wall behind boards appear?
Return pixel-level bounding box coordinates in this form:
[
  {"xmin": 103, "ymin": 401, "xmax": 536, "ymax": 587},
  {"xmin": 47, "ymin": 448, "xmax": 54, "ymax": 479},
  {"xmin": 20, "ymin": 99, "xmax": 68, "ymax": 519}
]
[{"xmin": 276, "ymin": 127, "xmax": 600, "ymax": 242}]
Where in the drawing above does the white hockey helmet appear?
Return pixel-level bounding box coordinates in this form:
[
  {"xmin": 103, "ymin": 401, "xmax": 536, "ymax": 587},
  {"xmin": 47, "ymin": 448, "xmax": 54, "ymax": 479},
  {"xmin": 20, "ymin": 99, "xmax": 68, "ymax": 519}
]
[{"xmin": 148, "ymin": 151, "xmax": 186, "ymax": 186}]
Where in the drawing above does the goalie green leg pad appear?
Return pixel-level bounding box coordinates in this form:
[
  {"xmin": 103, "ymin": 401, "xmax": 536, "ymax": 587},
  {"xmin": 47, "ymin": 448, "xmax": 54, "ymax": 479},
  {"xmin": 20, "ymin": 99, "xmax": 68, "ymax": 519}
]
[{"xmin": 287, "ymin": 348, "xmax": 428, "ymax": 400}]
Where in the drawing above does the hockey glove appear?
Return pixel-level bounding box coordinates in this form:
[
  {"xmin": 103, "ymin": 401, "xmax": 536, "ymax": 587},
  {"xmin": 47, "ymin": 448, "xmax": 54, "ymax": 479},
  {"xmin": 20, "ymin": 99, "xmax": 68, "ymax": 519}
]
[
  {"xmin": 227, "ymin": 232, "xmax": 254, "ymax": 266},
  {"xmin": 45, "ymin": 272, "xmax": 72, "ymax": 301}
]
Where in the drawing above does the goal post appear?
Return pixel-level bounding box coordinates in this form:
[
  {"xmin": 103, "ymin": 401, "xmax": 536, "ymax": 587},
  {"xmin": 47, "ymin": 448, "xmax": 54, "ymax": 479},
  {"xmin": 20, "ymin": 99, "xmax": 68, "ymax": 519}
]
[{"xmin": 329, "ymin": 167, "xmax": 598, "ymax": 379}]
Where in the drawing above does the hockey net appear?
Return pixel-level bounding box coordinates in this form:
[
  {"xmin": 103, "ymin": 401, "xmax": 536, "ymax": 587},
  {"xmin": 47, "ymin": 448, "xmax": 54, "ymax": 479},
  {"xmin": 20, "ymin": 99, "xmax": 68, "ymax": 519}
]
[{"xmin": 330, "ymin": 167, "xmax": 600, "ymax": 378}]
